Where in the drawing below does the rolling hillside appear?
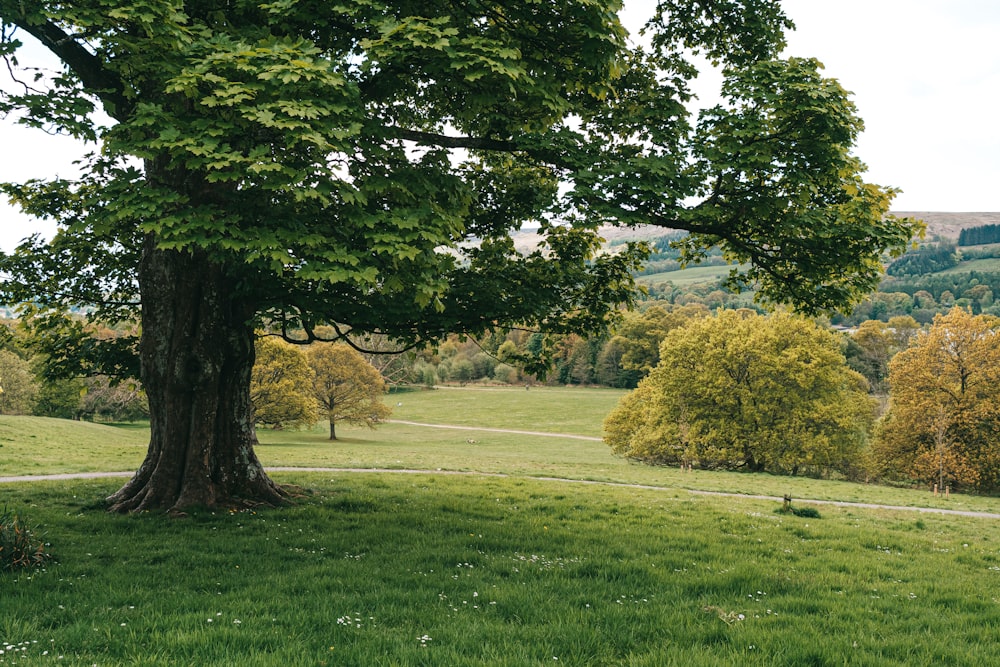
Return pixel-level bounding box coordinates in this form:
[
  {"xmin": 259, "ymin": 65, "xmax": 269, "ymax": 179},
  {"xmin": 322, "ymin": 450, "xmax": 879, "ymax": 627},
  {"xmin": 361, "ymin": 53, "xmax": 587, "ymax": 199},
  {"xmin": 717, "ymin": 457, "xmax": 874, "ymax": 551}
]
[{"xmin": 895, "ymin": 211, "xmax": 1000, "ymax": 241}]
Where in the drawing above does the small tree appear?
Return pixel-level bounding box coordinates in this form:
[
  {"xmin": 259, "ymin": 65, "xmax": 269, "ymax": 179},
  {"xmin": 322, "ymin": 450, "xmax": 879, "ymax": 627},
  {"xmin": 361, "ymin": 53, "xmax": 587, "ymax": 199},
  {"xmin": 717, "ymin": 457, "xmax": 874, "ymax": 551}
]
[
  {"xmin": 451, "ymin": 357, "xmax": 476, "ymax": 385},
  {"xmin": 250, "ymin": 338, "xmax": 318, "ymax": 430},
  {"xmin": 79, "ymin": 376, "xmax": 149, "ymax": 422},
  {"xmin": 33, "ymin": 376, "xmax": 86, "ymax": 419},
  {"xmin": 493, "ymin": 363, "xmax": 517, "ymax": 384},
  {"xmin": 306, "ymin": 343, "xmax": 391, "ymax": 440}
]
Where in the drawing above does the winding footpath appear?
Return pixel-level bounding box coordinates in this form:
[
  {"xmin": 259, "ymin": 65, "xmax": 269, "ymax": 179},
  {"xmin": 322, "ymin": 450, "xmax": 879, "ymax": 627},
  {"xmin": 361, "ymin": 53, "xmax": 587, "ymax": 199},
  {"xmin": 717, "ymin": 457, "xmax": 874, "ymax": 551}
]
[
  {"xmin": 4, "ymin": 466, "xmax": 1000, "ymax": 520},
  {"xmin": 388, "ymin": 419, "xmax": 602, "ymax": 441},
  {"xmin": 3, "ymin": 419, "xmax": 999, "ymax": 519}
]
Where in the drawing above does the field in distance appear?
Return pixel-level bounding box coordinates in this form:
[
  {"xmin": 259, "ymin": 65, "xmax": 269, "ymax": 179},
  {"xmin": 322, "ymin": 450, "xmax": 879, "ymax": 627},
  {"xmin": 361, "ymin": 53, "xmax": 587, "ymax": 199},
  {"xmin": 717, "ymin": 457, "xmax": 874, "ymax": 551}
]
[
  {"xmin": 4, "ymin": 385, "xmax": 1000, "ymax": 513},
  {"xmin": 636, "ymin": 263, "xmax": 735, "ymax": 287}
]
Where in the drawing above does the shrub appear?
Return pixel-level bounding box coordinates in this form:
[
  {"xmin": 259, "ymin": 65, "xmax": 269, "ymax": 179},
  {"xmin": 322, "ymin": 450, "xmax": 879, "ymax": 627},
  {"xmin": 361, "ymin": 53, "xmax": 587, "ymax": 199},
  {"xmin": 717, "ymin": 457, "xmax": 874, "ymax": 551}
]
[
  {"xmin": 0, "ymin": 507, "xmax": 55, "ymax": 572},
  {"xmin": 775, "ymin": 498, "xmax": 822, "ymax": 519},
  {"xmin": 493, "ymin": 363, "xmax": 517, "ymax": 384}
]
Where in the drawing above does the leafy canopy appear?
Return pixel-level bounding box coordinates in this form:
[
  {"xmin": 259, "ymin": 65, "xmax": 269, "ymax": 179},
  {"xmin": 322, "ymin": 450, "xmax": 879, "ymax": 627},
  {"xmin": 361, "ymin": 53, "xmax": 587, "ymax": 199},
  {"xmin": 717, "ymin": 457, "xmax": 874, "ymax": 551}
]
[
  {"xmin": 250, "ymin": 336, "xmax": 318, "ymax": 429},
  {"xmin": 0, "ymin": 1, "xmax": 920, "ymax": 370},
  {"xmin": 874, "ymin": 307, "xmax": 1000, "ymax": 492},
  {"xmin": 604, "ymin": 310, "xmax": 875, "ymax": 475}
]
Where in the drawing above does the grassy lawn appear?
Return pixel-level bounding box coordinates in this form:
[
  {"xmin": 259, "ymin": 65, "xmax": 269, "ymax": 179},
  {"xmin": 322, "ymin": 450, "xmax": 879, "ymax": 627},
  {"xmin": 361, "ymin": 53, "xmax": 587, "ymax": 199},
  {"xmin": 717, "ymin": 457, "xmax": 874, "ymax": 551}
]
[
  {"xmin": 4, "ymin": 473, "xmax": 1000, "ymax": 666},
  {"xmin": 4, "ymin": 386, "xmax": 1000, "ymax": 513},
  {"xmin": 386, "ymin": 385, "xmax": 624, "ymax": 436},
  {"xmin": 5, "ymin": 386, "xmax": 1000, "ymax": 664},
  {"xmin": 0, "ymin": 417, "xmax": 149, "ymax": 475}
]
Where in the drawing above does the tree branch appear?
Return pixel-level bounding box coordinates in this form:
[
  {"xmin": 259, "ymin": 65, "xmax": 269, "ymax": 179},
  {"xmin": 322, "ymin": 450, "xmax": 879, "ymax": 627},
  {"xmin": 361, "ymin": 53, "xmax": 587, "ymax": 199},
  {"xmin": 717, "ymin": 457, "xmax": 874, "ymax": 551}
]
[
  {"xmin": 10, "ymin": 19, "xmax": 130, "ymax": 120},
  {"xmin": 391, "ymin": 127, "xmax": 519, "ymax": 153}
]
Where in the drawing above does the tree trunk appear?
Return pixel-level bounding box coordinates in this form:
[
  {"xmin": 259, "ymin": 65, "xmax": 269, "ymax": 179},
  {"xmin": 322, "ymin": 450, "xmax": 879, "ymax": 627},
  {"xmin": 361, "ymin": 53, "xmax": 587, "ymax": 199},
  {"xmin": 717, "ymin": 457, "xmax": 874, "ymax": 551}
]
[
  {"xmin": 107, "ymin": 238, "xmax": 287, "ymax": 513},
  {"xmin": 329, "ymin": 409, "xmax": 337, "ymax": 441}
]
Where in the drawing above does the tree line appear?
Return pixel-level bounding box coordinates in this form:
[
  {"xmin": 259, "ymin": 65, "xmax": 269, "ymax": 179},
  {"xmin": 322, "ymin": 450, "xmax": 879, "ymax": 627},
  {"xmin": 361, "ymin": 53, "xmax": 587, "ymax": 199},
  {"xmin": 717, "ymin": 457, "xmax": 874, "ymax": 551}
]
[
  {"xmin": 885, "ymin": 243, "xmax": 958, "ymax": 277},
  {"xmin": 9, "ymin": 303, "xmax": 1000, "ymax": 494},
  {"xmin": 603, "ymin": 307, "xmax": 1000, "ymax": 495},
  {"xmin": 0, "ymin": 320, "xmax": 391, "ymax": 439},
  {"xmin": 958, "ymin": 224, "xmax": 1000, "ymax": 246}
]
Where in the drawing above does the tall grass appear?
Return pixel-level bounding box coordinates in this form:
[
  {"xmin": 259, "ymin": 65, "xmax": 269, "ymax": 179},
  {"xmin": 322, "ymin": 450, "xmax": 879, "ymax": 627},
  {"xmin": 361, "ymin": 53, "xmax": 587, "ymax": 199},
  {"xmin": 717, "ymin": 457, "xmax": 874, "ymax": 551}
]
[{"xmin": 3, "ymin": 474, "xmax": 1000, "ymax": 666}]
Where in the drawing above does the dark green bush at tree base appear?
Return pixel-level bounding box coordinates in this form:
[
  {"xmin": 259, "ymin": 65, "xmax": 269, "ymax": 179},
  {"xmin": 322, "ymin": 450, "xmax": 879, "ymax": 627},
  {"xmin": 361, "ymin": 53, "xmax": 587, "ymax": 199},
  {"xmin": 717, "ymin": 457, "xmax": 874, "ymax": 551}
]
[
  {"xmin": 775, "ymin": 504, "xmax": 822, "ymax": 519},
  {"xmin": 0, "ymin": 507, "xmax": 55, "ymax": 572}
]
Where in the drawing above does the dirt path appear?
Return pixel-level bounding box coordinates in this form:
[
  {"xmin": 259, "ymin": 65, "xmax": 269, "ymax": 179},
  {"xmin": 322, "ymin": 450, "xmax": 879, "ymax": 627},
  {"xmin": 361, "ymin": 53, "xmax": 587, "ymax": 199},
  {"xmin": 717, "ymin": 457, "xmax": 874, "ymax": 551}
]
[
  {"xmin": 4, "ymin": 467, "xmax": 1000, "ymax": 519},
  {"xmin": 388, "ymin": 420, "xmax": 602, "ymax": 441}
]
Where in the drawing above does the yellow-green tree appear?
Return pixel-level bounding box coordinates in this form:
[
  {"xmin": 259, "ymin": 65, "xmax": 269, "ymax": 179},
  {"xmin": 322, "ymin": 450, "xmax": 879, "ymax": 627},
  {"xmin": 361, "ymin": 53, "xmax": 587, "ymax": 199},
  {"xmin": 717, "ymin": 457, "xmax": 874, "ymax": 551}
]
[
  {"xmin": 250, "ymin": 338, "xmax": 318, "ymax": 430},
  {"xmin": 612, "ymin": 304, "xmax": 711, "ymax": 378},
  {"xmin": 306, "ymin": 344, "xmax": 391, "ymax": 440},
  {"xmin": 0, "ymin": 350, "xmax": 40, "ymax": 415},
  {"xmin": 873, "ymin": 308, "xmax": 1000, "ymax": 491},
  {"xmin": 605, "ymin": 311, "xmax": 875, "ymax": 475},
  {"xmin": 845, "ymin": 315, "xmax": 919, "ymax": 394}
]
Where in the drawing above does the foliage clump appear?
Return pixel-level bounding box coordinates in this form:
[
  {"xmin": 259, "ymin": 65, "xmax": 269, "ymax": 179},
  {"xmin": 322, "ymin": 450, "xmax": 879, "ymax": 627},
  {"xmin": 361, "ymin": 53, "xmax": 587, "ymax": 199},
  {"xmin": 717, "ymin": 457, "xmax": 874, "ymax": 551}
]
[
  {"xmin": 0, "ymin": 507, "xmax": 54, "ymax": 572},
  {"xmin": 872, "ymin": 307, "xmax": 1000, "ymax": 493},
  {"xmin": 250, "ymin": 337, "xmax": 319, "ymax": 430},
  {"xmin": 604, "ymin": 310, "xmax": 875, "ymax": 476},
  {"xmin": 0, "ymin": 349, "xmax": 40, "ymax": 415},
  {"xmin": 886, "ymin": 243, "xmax": 958, "ymax": 277}
]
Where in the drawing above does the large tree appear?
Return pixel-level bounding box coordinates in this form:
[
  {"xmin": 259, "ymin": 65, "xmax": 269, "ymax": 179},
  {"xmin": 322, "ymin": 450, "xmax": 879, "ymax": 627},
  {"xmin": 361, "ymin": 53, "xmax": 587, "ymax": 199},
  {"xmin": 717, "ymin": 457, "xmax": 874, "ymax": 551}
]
[
  {"xmin": 0, "ymin": 1, "xmax": 918, "ymax": 511},
  {"xmin": 873, "ymin": 308, "xmax": 1000, "ymax": 492},
  {"xmin": 250, "ymin": 337, "xmax": 318, "ymax": 430},
  {"xmin": 604, "ymin": 310, "xmax": 875, "ymax": 475}
]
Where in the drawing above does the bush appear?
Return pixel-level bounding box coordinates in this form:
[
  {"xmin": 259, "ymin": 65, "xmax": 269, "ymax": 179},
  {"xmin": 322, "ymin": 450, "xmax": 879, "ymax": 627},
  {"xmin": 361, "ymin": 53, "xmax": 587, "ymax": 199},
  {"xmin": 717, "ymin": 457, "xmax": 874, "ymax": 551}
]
[
  {"xmin": 775, "ymin": 498, "xmax": 822, "ymax": 519},
  {"xmin": 0, "ymin": 507, "xmax": 55, "ymax": 572},
  {"xmin": 493, "ymin": 363, "xmax": 517, "ymax": 384}
]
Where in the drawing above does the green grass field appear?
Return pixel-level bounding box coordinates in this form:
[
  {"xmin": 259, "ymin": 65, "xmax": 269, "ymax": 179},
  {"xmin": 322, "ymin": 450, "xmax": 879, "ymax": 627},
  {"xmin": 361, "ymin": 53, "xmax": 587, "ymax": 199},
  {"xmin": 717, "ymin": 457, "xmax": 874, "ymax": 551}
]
[
  {"xmin": 938, "ymin": 257, "xmax": 1000, "ymax": 274},
  {"xmin": 637, "ymin": 264, "xmax": 735, "ymax": 287},
  {"xmin": 4, "ymin": 387, "xmax": 1000, "ymax": 665}
]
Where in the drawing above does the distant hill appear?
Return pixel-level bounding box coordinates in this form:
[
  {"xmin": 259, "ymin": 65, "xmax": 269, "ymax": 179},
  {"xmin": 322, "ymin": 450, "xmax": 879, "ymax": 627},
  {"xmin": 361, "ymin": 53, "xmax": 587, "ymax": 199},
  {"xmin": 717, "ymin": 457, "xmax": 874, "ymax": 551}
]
[
  {"xmin": 892, "ymin": 212, "xmax": 1000, "ymax": 242},
  {"xmin": 510, "ymin": 213, "xmax": 1000, "ymax": 253},
  {"xmin": 510, "ymin": 224, "xmax": 668, "ymax": 253}
]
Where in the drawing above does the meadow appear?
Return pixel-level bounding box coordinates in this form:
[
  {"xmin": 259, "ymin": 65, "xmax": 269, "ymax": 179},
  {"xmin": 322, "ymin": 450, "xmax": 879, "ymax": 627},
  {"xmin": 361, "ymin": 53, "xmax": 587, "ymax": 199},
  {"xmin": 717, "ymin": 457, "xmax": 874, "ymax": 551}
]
[
  {"xmin": 939, "ymin": 256, "xmax": 1000, "ymax": 274},
  {"xmin": 635, "ymin": 264, "xmax": 734, "ymax": 287},
  {"xmin": 3, "ymin": 386, "xmax": 1000, "ymax": 665}
]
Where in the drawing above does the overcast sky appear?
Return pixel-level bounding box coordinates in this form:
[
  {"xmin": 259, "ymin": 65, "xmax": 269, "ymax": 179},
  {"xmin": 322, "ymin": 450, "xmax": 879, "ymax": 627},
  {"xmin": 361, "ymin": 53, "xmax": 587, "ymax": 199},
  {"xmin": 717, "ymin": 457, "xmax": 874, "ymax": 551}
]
[{"xmin": 1, "ymin": 1, "xmax": 997, "ymax": 251}]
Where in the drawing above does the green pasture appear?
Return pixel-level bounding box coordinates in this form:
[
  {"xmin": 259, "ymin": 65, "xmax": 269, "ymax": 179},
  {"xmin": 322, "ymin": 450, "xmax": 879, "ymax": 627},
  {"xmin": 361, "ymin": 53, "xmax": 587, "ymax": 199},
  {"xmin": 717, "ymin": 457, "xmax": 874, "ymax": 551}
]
[
  {"xmin": 938, "ymin": 257, "xmax": 1000, "ymax": 274},
  {"xmin": 3, "ymin": 386, "xmax": 999, "ymax": 513},
  {"xmin": 4, "ymin": 474, "xmax": 1000, "ymax": 666},
  {"xmin": 4, "ymin": 386, "xmax": 1000, "ymax": 665},
  {"xmin": 636, "ymin": 264, "xmax": 734, "ymax": 287}
]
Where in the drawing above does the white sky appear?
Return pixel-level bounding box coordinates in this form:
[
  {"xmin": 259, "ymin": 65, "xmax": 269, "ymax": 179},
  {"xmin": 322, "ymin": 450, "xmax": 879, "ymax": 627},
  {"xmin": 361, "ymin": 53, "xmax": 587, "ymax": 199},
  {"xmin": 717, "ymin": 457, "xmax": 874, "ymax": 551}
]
[{"xmin": 1, "ymin": 1, "xmax": 998, "ymax": 251}]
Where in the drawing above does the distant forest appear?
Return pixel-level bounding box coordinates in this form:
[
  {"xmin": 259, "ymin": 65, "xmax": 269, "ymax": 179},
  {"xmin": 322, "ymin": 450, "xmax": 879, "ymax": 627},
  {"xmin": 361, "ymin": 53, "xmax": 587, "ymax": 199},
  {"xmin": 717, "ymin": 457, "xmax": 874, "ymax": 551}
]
[
  {"xmin": 959, "ymin": 224, "xmax": 1000, "ymax": 246},
  {"xmin": 628, "ymin": 227, "xmax": 1000, "ymax": 327},
  {"xmin": 886, "ymin": 243, "xmax": 957, "ymax": 276}
]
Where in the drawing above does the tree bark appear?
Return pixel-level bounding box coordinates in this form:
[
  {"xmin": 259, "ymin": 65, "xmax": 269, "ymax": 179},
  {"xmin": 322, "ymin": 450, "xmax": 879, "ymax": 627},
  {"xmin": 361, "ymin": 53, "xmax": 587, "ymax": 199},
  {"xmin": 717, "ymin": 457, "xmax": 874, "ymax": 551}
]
[
  {"xmin": 106, "ymin": 238, "xmax": 287, "ymax": 513},
  {"xmin": 329, "ymin": 409, "xmax": 337, "ymax": 441}
]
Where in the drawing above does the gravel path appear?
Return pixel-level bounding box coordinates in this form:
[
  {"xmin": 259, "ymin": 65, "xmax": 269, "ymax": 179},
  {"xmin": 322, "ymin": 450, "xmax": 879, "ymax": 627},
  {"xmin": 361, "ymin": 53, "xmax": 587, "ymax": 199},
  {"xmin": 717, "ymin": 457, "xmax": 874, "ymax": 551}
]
[
  {"xmin": 388, "ymin": 419, "xmax": 602, "ymax": 441},
  {"xmin": 3, "ymin": 467, "xmax": 1000, "ymax": 519}
]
